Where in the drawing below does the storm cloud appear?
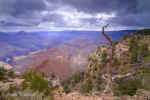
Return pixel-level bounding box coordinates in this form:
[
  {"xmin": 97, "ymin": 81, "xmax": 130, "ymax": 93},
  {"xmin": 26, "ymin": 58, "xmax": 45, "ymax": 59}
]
[{"xmin": 0, "ymin": 0, "xmax": 150, "ymax": 31}]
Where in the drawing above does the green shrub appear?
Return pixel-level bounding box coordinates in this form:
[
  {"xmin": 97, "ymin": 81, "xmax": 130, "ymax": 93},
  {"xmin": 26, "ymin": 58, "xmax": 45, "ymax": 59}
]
[
  {"xmin": 8, "ymin": 70, "xmax": 15, "ymax": 78},
  {"xmin": 129, "ymin": 38, "xmax": 139, "ymax": 63},
  {"xmin": 80, "ymin": 79, "xmax": 93, "ymax": 94},
  {"xmin": 129, "ymin": 37, "xmax": 149, "ymax": 63},
  {"xmin": 135, "ymin": 67, "xmax": 150, "ymax": 91},
  {"xmin": 50, "ymin": 72, "xmax": 56, "ymax": 79},
  {"xmin": 101, "ymin": 50, "xmax": 108, "ymax": 65},
  {"xmin": 0, "ymin": 67, "xmax": 7, "ymax": 80},
  {"xmin": 62, "ymin": 72, "xmax": 84, "ymax": 93},
  {"xmin": 71, "ymin": 72, "xmax": 84, "ymax": 85},
  {"xmin": 62, "ymin": 72, "xmax": 84, "ymax": 87},
  {"xmin": 64, "ymin": 87, "xmax": 71, "ymax": 94},
  {"xmin": 22, "ymin": 70, "xmax": 52, "ymax": 97},
  {"xmin": 112, "ymin": 58, "xmax": 120, "ymax": 67},
  {"xmin": 93, "ymin": 79, "xmax": 103, "ymax": 92},
  {"xmin": 139, "ymin": 43, "xmax": 149, "ymax": 57},
  {"xmin": 114, "ymin": 79, "xmax": 143, "ymax": 96},
  {"xmin": 8, "ymin": 84, "xmax": 19, "ymax": 93},
  {"xmin": 62, "ymin": 77, "xmax": 71, "ymax": 94},
  {"xmin": 135, "ymin": 29, "xmax": 150, "ymax": 35}
]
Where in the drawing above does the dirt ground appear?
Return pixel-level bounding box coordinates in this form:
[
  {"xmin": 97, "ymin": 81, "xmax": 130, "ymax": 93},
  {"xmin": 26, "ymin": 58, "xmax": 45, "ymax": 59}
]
[{"xmin": 54, "ymin": 92, "xmax": 114, "ymax": 100}]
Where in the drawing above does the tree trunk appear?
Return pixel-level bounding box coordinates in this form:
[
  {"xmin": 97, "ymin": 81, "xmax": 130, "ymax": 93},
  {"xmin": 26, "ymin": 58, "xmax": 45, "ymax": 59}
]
[{"xmin": 104, "ymin": 62, "xmax": 113, "ymax": 95}]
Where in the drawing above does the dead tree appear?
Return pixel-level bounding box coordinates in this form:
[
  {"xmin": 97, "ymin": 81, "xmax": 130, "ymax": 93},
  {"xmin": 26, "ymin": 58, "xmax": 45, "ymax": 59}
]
[{"xmin": 101, "ymin": 24, "xmax": 114, "ymax": 95}]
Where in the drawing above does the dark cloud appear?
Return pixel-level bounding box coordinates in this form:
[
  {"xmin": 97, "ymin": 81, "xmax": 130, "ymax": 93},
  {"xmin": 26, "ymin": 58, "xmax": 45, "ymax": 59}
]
[
  {"xmin": 0, "ymin": 0, "xmax": 150, "ymax": 31},
  {"xmin": 50, "ymin": 0, "xmax": 137, "ymax": 14},
  {"xmin": 12, "ymin": 0, "xmax": 46, "ymax": 17},
  {"xmin": 0, "ymin": 0, "xmax": 46, "ymax": 16},
  {"xmin": 109, "ymin": 13, "xmax": 150, "ymax": 27}
]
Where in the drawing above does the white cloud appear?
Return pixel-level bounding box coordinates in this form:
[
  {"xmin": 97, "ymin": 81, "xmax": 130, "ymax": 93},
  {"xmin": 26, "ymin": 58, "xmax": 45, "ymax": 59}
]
[{"xmin": 38, "ymin": 6, "xmax": 117, "ymax": 30}]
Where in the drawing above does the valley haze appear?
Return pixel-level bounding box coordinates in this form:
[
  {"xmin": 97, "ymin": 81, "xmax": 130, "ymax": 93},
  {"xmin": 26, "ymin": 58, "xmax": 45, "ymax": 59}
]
[{"xmin": 0, "ymin": 30, "xmax": 136, "ymax": 78}]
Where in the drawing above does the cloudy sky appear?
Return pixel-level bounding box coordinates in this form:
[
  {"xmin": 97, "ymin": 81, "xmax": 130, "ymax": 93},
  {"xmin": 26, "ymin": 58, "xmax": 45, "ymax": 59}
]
[{"xmin": 0, "ymin": 0, "xmax": 150, "ymax": 31}]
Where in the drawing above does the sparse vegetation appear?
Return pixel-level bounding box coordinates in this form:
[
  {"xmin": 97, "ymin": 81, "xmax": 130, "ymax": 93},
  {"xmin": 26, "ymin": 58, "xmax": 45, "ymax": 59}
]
[
  {"xmin": 129, "ymin": 36, "xmax": 149, "ymax": 63},
  {"xmin": 129, "ymin": 37, "xmax": 139, "ymax": 63},
  {"xmin": 62, "ymin": 72, "xmax": 84, "ymax": 93},
  {"xmin": 80, "ymin": 78, "xmax": 93, "ymax": 94},
  {"xmin": 114, "ymin": 66, "xmax": 150, "ymax": 96}
]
